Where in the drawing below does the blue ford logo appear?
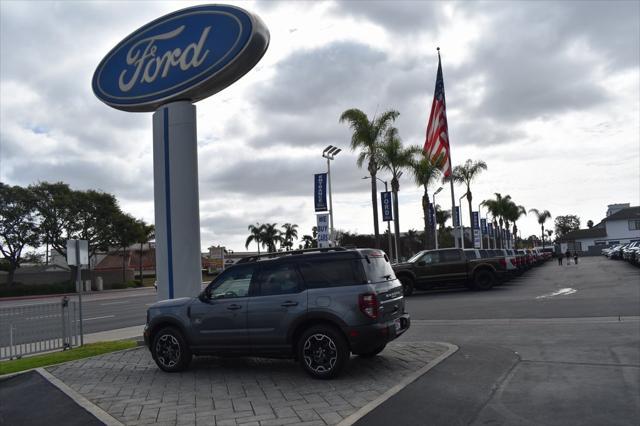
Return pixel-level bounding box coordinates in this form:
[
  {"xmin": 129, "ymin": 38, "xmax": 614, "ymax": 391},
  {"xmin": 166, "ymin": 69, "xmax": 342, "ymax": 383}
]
[{"xmin": 93, "ymin": 4, "xmax": 269, "ymax": 112}]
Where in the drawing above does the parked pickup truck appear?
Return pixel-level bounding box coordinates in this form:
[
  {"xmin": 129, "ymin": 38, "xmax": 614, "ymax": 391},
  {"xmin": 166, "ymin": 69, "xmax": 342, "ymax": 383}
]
[{"xmin": 393, "ymin": 248, "xmax": 506, "ymax": 296}]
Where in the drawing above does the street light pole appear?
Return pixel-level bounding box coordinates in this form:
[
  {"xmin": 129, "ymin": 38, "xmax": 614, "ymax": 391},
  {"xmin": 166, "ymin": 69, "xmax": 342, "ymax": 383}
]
[
  {"xmin": 458, "ymin": 193, "xmax": 467, "ymax": 249},
  {"xmin": 433, "ymin": 187, "xmax": 443, "ymax": 249},
  {"xmin": 478, "ymin": 202, "xmax": 484, "ymax": 249},
  {"xmin": 322, "ymin": 146, "xmax": 341, "ymax": 245}
]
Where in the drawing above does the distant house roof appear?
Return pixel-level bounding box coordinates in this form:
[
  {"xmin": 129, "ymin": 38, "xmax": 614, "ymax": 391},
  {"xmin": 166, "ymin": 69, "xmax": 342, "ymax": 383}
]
[
  {"xmin": 603, "ymin": 206, "xmax": 640, "ymax": 222},
  {"xmin": 559, "ymin": 227, "xmax": 607, "ymax": 242}
]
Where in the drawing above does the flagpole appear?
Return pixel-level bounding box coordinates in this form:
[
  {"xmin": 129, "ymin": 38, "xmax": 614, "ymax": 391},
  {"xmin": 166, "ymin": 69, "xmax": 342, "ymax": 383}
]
[{"xmin": 437, "ymin": 47, "xmax": 459, "ymax": 250}]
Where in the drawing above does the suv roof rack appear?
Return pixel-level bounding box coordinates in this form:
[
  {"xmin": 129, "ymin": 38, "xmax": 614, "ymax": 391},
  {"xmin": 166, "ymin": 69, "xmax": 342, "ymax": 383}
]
[{"xmin": 235, "ymin": 247, "xmax": 348, "ymax": 264}]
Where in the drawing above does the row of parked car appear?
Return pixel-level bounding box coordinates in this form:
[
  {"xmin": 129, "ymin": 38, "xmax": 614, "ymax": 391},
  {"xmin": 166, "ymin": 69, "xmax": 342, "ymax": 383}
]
[
  {"xmin": 393, "ymin": 247, "xmax": 553, "ymax": 296},
  {"xmin": 602, "ymin": 241, "xmax": 640, "ymax": 266}
]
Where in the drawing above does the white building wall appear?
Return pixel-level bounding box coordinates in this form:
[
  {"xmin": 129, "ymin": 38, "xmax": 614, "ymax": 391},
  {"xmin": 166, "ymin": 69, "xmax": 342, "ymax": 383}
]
[{"xmin": 605, "ymin": 220, "xmax": 640, "ymax": 243}]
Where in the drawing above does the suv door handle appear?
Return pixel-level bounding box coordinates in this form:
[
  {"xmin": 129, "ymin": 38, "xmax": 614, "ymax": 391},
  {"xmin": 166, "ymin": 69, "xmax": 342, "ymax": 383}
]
[
  {"xmin": 226, "ymin": 304, "xmax": 242, "ymax": 310},
  {"xmin": 281, "ymin": 301, "xmax": 298, "ymax": 307}
]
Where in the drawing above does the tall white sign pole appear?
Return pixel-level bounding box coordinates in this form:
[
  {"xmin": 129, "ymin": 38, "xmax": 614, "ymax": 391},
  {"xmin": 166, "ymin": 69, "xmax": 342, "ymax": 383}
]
[{"xmin": 152, "ymin": 101, "xmax": 202, "ymax": 299}]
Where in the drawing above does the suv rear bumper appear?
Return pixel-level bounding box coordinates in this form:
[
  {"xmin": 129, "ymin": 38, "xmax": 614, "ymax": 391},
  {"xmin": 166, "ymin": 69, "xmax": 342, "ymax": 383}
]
[{"xmin": 345, "ymin": 313, "xmax": 410, "ymax": 354}]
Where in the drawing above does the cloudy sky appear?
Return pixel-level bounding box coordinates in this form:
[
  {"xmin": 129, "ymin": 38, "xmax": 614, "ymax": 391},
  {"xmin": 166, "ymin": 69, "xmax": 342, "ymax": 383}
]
[{"xmin": 1, "ymin": 0, "xmax": 638, "ymax": 252}]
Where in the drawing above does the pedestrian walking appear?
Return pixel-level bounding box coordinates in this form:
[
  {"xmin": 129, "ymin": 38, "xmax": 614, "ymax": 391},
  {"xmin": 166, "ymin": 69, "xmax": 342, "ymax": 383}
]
[
  {"xmin": 558, "ymin": 254, "xmax": 563, "ymax": 266},
  {"xmin": 565, "ymin": 249, "xmax": 571, "ymax": 265},
  {"xmin": 574, "ymin": 252, "xmax": 579, "ymax": 264}
]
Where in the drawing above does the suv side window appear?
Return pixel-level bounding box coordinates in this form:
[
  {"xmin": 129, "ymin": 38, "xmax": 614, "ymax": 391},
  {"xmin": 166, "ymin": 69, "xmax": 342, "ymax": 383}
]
[
  {"xmin": 299, "ymin": 259, "xmax": 366, "ymax": 289},
  {"xmin": 419, "ymin": 252, "xmax": 438, "ymax": 264},
  {"xmin": 440, "ymin": 249, "xmax": 462, "ymax": 262},
  {"xmin": 255, "ymin": 263, "xmax": 303, "ymax": 296},
  {"xmin": 208, "ymin": 265, "xmax": 255, "ymax": 299}
]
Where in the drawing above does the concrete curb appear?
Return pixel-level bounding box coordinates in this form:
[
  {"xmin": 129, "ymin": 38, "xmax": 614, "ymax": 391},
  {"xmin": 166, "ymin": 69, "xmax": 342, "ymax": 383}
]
[
  {"xmin": 37, "ymin": 367, "xmax": 124, "ymax": 426},
  {"xmin": 337, "ymin": 341, "xmax": 459, "ymax": 426}
]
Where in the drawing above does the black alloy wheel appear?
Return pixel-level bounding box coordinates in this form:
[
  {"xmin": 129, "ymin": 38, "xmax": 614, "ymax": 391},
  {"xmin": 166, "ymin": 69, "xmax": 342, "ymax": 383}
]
[
  {"xmin": 473, "ymin": 270, "xmax": 495, "ymax": 290},
  {"xmin": 298, "ymin": 325, "xmax": 348, "ymax": 379},
  {"xmin": 152, "ymin": 327, "xmax": 192, "ymax": 372}
]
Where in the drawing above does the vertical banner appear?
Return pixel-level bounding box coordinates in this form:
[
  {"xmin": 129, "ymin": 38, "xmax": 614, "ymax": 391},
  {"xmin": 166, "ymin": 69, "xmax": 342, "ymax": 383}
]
[
  {"xmin": 453, "ymin": 206, "xmax": 460, "ymax": 227},
  {"xmin": 480, "ymin": 218, "xmax": 487, "ymax": 235},
  {"xmin": 316, "ymin": 214, "xmax": 330, "ymax": 248},
  {"xmin": 381, "ymin": 191, "xmax": 393, "ymax": 222},
  {"xmin": 472, "ymin": 211, "xmax": 479, "ymax": 229},
  {"xmin": 488, "ymin": 223, "xmax": 494, "ymax": 237},
  {"xmin": 314, "ymin": 173, "xmax": 328, "ymax": 212}
]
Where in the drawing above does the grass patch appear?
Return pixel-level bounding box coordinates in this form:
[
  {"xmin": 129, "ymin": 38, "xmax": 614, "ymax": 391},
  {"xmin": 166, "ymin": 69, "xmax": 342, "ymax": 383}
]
[{"xmin": 0, "ymin": 340, "xmax": 137, "ymax": 376}]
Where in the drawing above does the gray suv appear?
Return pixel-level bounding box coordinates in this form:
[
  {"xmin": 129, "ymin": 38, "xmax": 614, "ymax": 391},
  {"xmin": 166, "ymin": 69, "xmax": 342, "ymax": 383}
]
[{"xmin": 144, "ymin": 247, "xmax": 410, "ymax": 379}]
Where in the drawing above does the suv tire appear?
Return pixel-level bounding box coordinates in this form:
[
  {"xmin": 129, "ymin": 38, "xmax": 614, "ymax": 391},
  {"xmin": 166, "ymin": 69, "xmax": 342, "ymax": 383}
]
[
  {"xmin": 298, "ymin": 325, "xmax": 349, "ymax": 379},
  {"xmin": 399, "ymin": 276, "xmax": 414, "ymax": 297},
  {"xmin": 355, "ymin": 344, "xmax": 386, "ymax": 358},
  {"xmin": 151, "ymin": 326, "xmax": 192, "ymax": 372},
  {"xmin": 473, "ymin": 270, "xmax": 495, "ymax": 291}
]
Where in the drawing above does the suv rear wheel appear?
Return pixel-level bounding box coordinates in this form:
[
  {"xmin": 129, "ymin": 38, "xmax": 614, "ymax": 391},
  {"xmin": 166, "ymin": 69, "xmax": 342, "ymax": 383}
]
[
  {"xmin": 473, "ymin": 270, "xmax": 495, "ymax": 290},
  {"xmin": 151, "ymin": 326, "xmax": 192, "ymax": 372},
  {"xmin": 399, "ymin": 276, "xmax": 414, "ymax": 297},
  {"xmin": 298, "ymin": 325, "xmax": 349, "ymax": 379}
]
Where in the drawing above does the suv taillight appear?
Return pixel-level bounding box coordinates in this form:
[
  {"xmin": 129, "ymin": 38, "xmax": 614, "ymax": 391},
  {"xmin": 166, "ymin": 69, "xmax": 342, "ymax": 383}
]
[{"xmin": 359, "ymin": 293, "xmax": 379, "ymax": 319}]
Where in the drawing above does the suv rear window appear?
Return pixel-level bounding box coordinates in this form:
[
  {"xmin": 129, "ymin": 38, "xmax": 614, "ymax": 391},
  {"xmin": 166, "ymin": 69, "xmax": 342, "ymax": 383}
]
[
  {"xmin": 359, "ymin": 250, "xmax": 396, "ymax": 283},
  {"xmin": 299, "ymin": 259, "xmax": 366, "ymax": 289}
]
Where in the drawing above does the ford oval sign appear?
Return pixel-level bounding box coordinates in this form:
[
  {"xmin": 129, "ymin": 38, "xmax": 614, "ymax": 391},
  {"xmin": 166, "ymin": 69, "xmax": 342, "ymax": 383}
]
[{"xmin": 92, "ymin": 4, "xmax": 269, "ymax": 112}]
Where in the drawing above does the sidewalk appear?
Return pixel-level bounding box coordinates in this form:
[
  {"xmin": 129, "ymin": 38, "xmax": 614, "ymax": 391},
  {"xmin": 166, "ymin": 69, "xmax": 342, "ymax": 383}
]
[
  {"xmin": 42, "ymin": 342, "xmax": 456, "ymax": 426},
  {"xmin": 84, "ymin": 325, "xmax": 145, "ymax": 345}
]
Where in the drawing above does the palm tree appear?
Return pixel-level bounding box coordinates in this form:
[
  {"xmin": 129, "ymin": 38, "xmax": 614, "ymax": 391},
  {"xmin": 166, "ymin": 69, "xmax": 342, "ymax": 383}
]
[
  {"xmin": 301, "ymin": 235, "xmax": 314, "ymax": 249},
  {"xmin": 260, "ymin": 223, "xmax": 282, "ymax": 253},
  {"xmin": 482, "ymin": 193, "xmax": 512, "ymax": 248},
  {"xmin": 445, "ymin": 159, "xmax": 487, "ymax": 230},
  {"xmin": 529, "ymin": 209, "xmax": 552, "ymax": 248},
  {"xmin": 411, "ymin": 152, "xmax": 442, "ymax": 249},
  {"xmin": 340, "ymin": 108, "xmax": 400, "ymax": 249},
  {"xmin": 504, "ymin": 202, "xmax": 526, "ymax": 249},
  {"xmin": 435, "ymin": 204, "xmax": 452, "ymax": 230},
  {"xmin": 245, "ymin": 223, "xmax": 263, "ymax": 254},
  {"xmin": 281, "ymin": 223, "xmax": 299, "ymax": 251},
  {"xmin": 378, "ymin": 127, "xmax": 421, "ymax": 259},
  {"xmin": 404, "ymin": 228, "xmax": 421, "ymax": 256}
]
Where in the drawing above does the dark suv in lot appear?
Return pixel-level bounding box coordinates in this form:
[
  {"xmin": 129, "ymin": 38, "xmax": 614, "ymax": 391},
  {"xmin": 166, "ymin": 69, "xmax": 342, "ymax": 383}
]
[{"xmin": 144, "ymin": 247, "xmax": 410, "ymax": 379}]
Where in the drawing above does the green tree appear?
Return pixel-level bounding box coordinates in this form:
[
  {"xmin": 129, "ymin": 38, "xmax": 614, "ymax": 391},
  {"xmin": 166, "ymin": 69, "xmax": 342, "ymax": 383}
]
[
  {"xmin": 0, "ymin": 183, "xmax": 40, "ymax": 284},
  {"xmin": 445, "ymin": 159, "xmax": 487, "ymax": 231},
  {"xmin": 280, "ymin": 223, "xmax": 299, "ymax": 251},
  {"xmin": 587, "ymin": 220, "xmax": 594, "ymax": 228},
  {"xmin": 245, "ymin": 223, "xmax": 263, "ymax": 254},
  {"xmin": 260, "ymin": 223, "xmax": 282, "ymax": 253},
  {"xmin": 301, "ymin": 235, "xmax": 315, "ymax": 249},
  {"xmin": 111, "ymin": 212, "xmax": 144, "ymax": 285},
  {"xmin": 340, "ymin": 108, "xmax": 400, "ymax": 249},
  {"xmin": 411, "ymin": 152, "xmax": 442, "ymax": 249},
  {"xmin": 529, "ymin": 208, "xmax": 552, "ymax": 248},
  {"xmin": 554, "ymin": 215, "xmax": 581, "ymax": 240},
  {"xmin": 482, "ymin": 193, "xmax": 512, "ymax": 248},
  {"xmin": 504, "ymin": 201, "xmax": 526, "ymax": 248},
  {"xmin": 378, "ymin": 127, "xmax": 421, "ymax": 259}
]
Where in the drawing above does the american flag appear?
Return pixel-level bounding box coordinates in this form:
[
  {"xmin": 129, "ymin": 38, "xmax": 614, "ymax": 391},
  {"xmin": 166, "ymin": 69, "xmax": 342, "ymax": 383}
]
[{"xmin": 423, "ymin": 53, "xmax": 452, "ymax": 177}]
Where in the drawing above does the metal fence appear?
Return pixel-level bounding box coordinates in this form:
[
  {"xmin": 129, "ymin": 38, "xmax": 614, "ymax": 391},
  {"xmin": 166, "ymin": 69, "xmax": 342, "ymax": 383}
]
[{"xmin": 0, "ymin": 297, "xmax": 80, "ymax": 360}]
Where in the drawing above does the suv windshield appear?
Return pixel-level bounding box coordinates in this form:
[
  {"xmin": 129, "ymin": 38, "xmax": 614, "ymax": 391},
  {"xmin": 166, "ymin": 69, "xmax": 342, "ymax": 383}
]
[{"xmin": 408, "ymin": 251, "xmax": 427, "ymax": 263}]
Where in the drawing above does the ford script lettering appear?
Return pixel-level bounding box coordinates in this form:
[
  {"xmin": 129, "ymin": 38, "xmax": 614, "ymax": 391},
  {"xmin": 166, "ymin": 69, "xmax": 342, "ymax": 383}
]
[{"xmin": 93, "ymin": 4, "xmax": 269, "ymax": 112}]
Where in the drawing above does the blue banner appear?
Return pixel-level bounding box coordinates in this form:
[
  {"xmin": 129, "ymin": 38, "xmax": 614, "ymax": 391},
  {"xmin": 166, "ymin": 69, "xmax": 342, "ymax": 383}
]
[
  {"xmin": 472, "ymin": 211, "xmax": 479, "ymax": 229},
  {"xmin": 381, "ymin": 191, "xmax": 393, "ymax": 221},
  {"xmin": 314, "ymin": 173, "xmax": 327, "ymax": 212},
  {"xmin": 488, "ymin": 223, "xmax": 494, "ymax": 237},
  {"xmin": 453, "ymin": 206, "xmax": 460, "ymax": 227},
  {"xmin": 481, "ymin": 218, "xmax": 487, "ymax": 234}
]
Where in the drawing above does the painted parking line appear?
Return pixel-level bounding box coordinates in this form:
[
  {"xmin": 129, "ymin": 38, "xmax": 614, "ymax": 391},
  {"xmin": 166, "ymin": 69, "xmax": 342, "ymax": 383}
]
[
  {"xmin": 536, "ymin": 288, "xmax": 577, "ymax": 299},
  {"xmin": 77, "ymin": 315, "xmax": 115, "ymax": 322}
]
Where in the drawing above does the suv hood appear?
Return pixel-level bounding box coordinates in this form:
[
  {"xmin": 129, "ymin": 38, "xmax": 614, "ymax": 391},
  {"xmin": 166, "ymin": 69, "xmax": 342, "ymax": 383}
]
[{"xmin": 149, "ymin": 297, "xmax": 192, "ymax": 309}]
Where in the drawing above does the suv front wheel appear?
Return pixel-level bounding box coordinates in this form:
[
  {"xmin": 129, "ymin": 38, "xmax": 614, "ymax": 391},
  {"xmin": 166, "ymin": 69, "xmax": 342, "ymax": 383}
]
[
  {"xmin": 298, "ymin": 325, "xmax": 349, "ymax": 379},
  {"xmin": 151, "ymin": 326, "xmax": 192, "ymax": 372}
]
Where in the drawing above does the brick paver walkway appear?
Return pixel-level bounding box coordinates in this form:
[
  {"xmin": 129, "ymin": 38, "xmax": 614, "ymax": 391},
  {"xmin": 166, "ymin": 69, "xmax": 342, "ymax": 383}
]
[{"xmin": 47, "ymin": 342, "xmax": 448, "ymax": 426}]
